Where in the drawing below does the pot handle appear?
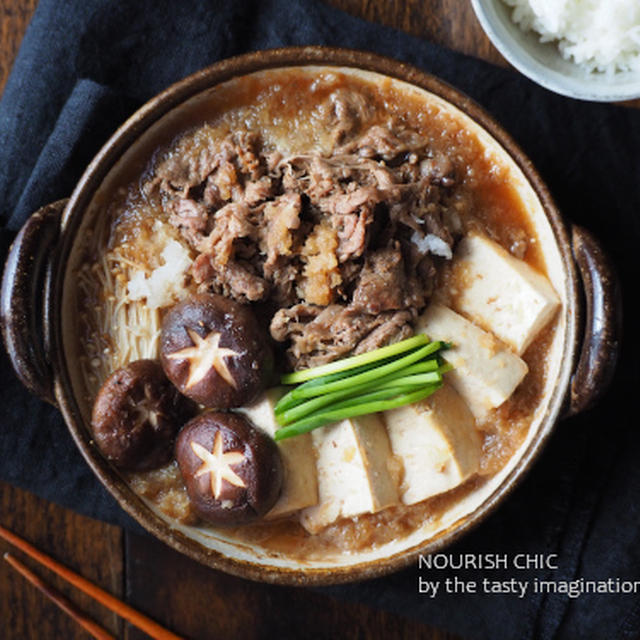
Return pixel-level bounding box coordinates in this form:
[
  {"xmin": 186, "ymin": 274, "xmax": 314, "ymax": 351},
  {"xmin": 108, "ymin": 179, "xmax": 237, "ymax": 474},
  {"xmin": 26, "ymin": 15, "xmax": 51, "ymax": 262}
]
[
  {"xmin": 1, "ymin": 200, "xmax": 67, "ymax": 405},
  {"xmin": 566, "ymin": 225, "xmax": 622, "ymax": 417}
]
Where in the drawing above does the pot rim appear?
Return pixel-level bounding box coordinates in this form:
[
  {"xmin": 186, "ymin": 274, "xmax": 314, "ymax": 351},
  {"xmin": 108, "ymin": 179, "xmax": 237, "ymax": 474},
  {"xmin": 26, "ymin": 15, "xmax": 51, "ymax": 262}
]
[{"xmin": 49, "ymin": 46, "xmax": 579, "ymax": 586}]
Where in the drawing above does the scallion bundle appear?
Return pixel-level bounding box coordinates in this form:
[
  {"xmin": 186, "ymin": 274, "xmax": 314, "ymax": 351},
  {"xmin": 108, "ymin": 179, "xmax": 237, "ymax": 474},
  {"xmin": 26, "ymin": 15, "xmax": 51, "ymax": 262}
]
[{"xmin": 274, "ymin": 335, "xmax": 451, "ymax": 440}]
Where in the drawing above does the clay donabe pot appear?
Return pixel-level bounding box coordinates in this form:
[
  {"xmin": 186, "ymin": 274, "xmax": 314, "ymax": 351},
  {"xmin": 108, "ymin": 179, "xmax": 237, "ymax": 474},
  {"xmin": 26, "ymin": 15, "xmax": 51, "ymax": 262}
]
[{"xmin": 0, "ymin": 47, "xmax": 621, "ymax": 585}]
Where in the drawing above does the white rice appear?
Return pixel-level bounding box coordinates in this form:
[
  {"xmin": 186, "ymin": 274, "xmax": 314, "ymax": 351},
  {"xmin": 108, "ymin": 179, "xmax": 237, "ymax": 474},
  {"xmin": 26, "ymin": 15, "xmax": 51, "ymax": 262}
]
[{"xmin": 502, "ymin": 0, "xmax": 640, "ymax": 74}]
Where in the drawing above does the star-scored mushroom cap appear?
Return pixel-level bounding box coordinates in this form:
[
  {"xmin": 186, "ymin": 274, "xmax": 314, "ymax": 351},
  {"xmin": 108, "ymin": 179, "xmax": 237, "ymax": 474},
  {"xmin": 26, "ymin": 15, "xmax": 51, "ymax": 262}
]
[
  {"xmin": 175, "ymin": 412, "xmax": 283, "ymax": 526},
  {"xmin": 91, "ymin": 359, "xmax": 196, "ymax": 470},
  {"xmin": 160, "ymin": 293, "xmax": 273, "ymax": 408}
]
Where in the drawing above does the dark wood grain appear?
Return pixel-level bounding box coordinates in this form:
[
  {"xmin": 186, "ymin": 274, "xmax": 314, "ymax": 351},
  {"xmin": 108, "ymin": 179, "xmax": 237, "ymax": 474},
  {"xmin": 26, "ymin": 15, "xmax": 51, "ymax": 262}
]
[
  {"xmin": 324, "ymin": 0, "xmax": 506, "ymax": 66},
  {"xmin": 0, "ymin": 482, "xmax": 123, "ymax": 640},
  {"xmin": 0, "ymin": 0, "xmax": 38, "ymax": 95},
  {"xmin": 123, "ymin": 531, "xmax": 456, "ymax": 640}
]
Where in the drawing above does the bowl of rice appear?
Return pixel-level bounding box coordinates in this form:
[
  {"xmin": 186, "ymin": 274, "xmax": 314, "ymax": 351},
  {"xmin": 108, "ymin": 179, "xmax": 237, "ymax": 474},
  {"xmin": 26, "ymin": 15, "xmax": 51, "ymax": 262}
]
[{"xmin": 470, "ymin": 0, "xmax": 640, "ymax": 101}]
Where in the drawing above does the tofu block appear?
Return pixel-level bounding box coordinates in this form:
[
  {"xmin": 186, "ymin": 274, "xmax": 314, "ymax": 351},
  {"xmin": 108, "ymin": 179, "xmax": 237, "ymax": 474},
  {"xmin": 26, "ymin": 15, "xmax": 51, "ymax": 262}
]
[
  {"xmin": 417, "ymin": 304, "xmax": 528, "ymax": 419},
  {"xmin": 300, "ymin": 414, "xmax": 399, "ymax": 534},
  {"xmin": 452, "ymin": 233, "xmax": 560, "ymax": 354},
  {"xmin": 384, "ymin": 384, "xmax": 481, "ymax": 504},
  {"xmin": 239, "ymin": 388, "xmax": 318, "ymax": 519}
]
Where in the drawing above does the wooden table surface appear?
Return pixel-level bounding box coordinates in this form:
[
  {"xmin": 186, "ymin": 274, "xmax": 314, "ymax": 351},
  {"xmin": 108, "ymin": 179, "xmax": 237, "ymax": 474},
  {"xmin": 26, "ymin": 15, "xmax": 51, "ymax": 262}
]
[{"xmin": 0, "ymin": 2, "xmax": 509, "ymax": 639}]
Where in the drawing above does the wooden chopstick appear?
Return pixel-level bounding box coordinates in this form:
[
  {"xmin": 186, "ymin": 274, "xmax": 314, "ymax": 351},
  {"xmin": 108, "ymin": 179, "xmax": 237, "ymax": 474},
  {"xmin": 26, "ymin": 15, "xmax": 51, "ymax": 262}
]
[
  {"xmin": 0, "ymin": 524, "xmax": 183, "ymax": 640},
  {"xmin": 4, "ymin": 552, "xmax": 115, "ymax": 640}
]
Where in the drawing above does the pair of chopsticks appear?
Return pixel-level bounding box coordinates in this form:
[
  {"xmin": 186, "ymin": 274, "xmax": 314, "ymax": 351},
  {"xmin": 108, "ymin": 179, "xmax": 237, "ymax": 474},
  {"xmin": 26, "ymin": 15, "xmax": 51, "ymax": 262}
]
[{"xmin": 0, "ymin": 524, "xmax": 183, "ymax": 640}]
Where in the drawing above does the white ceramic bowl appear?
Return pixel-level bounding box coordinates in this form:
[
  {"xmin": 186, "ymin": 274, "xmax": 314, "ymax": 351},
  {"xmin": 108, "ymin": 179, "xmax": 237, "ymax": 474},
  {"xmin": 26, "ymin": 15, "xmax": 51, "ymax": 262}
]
[{"xmin": 471, "ymin": 0, "xmax": 640, "ymax": 102}]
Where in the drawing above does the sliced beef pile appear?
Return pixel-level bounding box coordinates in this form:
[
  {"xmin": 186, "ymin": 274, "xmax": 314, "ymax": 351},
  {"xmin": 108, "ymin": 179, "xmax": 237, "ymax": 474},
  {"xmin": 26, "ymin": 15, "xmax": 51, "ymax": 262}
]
[
  {"xmin": 153, "ymin": 89, "xmax": 464, "ymax": 369},
  {"xmin": 270, "ymin": 304, "xmax": 414, "ymax": 370}
]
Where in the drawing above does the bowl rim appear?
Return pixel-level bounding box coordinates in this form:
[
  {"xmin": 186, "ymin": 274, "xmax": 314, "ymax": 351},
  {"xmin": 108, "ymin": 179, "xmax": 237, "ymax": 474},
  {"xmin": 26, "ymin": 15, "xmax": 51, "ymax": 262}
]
[
  {"xmin": 470, "ymin": 0, "xmax": 640, "ymax": 102},
  {"xmin": 49, "ymin": 46, "xmax": 579, "ymax": 585}
]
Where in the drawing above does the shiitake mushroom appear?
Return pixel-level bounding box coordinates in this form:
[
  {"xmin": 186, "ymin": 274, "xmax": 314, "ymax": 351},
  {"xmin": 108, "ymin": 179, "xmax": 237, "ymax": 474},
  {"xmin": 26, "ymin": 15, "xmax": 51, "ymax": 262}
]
[
  {"xmin": 91, "ymin": 359, "xmax": 194, "ymax": 470},
  {"xmin": 175, "ymin": 411, "xmax": 283, "ymax": 526},
  {"xmin": 160, "ymin": 293, "xmax": 273, "ymax": 408}
]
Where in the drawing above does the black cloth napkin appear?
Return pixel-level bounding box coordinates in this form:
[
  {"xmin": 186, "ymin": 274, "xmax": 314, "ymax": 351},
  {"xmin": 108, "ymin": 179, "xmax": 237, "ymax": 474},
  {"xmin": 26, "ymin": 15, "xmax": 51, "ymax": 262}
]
[{"xmin": 1, "ymin": 1, "xmax": 638, "ymax": 638}]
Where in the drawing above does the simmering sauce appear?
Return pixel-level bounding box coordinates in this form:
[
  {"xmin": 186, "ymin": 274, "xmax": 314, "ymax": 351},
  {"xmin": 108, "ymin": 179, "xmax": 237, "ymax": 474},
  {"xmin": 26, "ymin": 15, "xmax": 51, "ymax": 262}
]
[{"xmin": 76, "ymin": 67, "xmax": 560, "ymax": 559}]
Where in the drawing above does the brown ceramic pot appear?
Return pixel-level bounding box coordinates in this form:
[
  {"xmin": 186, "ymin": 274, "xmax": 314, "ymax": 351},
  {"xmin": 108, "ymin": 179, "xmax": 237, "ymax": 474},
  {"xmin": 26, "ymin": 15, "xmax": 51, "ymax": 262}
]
[{"xmin": 0, "ymin": 47, "xmax": 621, "ymax": 585}]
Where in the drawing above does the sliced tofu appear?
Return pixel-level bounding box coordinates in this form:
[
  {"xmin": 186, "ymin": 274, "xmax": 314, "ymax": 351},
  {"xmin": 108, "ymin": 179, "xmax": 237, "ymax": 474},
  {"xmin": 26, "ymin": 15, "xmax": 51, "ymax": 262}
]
[
  {"xmin": 451, "ymin": 233, "xmax": 560, "ymax": 355},
  {"xmin": 383, "ymin": 383, "xmax": 481, "ymax": 504},
  {"xmin": 300, "ymin": 414, "xmax": 399, "ymax": 534},
  {"xmin": 417, "ymin": 304, "xmax": 528, "ymax": 419},
  {"xmin": 239, "ymin": 388, "xmax": 318, "ymax": 519}
]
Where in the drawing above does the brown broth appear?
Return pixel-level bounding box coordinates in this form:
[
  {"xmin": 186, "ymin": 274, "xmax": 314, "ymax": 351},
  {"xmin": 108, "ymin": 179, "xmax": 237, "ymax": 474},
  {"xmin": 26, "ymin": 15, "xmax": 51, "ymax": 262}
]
[{"xmin": 82, "ymin": 68, "xmax": 559, "ymax": 558}]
